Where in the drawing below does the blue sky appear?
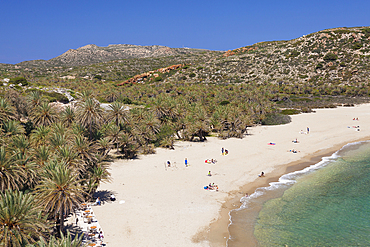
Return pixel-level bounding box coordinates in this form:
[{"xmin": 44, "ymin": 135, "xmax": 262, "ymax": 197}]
[{"xmin": 1, "ymin": 0, "xmax": 369, "ymax": 64}]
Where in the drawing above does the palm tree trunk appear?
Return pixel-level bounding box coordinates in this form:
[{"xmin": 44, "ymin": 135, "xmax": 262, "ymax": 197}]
[
  {"xmin": 89, "ymin": 121, "xmax": 92, "ymax": 140},
  {"xmin": 59, "ymin": 212, "xmax": 65, "ymax": 235}
]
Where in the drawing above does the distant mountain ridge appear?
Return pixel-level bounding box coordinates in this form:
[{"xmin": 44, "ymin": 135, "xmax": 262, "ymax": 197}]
[
  {"xmin": 17, "ymin": 44, "xmax": 209, "ymax": 67},
  {"xmin": 2, "ymin": 26, "xmax": 370, "ymax": 88}
]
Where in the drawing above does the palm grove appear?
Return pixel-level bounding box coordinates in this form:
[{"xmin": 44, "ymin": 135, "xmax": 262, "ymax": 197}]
[{"xmin": 0, "ymin": 82, "xmax": 282, "ymax": 246}]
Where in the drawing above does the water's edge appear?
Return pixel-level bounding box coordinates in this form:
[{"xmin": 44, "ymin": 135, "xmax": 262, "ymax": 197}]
[{"xmin": 226, "ymin": 141, "xmax": 369, "ymax": 247}]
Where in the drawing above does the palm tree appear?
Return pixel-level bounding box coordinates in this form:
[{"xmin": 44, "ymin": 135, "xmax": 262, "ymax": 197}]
[
  {"xmin": 105, "ymin": 123, "xmax": 121, "ymax": 152},
  {"xmin": 60, "ymin": 106, "xmax": 75, "ymax": 127},
  {"xmin": 185, "ymin": 104, "xmax": 210, "ymax": 141},
  {"xmin": 12, "ymin": 151, "xmax": 38, "ymax": 190},
  {"xmin": 27, "ymin": 90, "xmax": 43, "ymax": 108},
  {"xmin": 33, "ymin": 145, "xmax": 51, "ymax": 166},
  {"xmin": 159, "ymin": 136, "xmax": 175, "ymax": 149},
  {"xmin": 11, "ymin": 135, "xmax": 30, "ymax": 156},
  {"xmin": 96, "ymin": 137, "xmax": 112, "ymax": 158},
  {"xmin": 118, "ymin": 132, "xmax": 138, "ymax": 158},
  {"xmin": 31, "ymin": 230, "xmax": 85, "ymax": 247},
  {"xmin": 55, "ymin": 146, "xmax": 81, "ymax": 171},
  {"xmin": 0, "ymin": 190, "xmax": 49, "ymax": 247},
  {"xmin": 107, "ymin": 101, "xmax": 127, "ymax": 127},
  {"xmin": 130, "ymin": 107, "xmax": 146, "ymax": 122},
  {"xmin": 71, "ymin": 122, "xmax": 86, "ymax": 137},
  {"xmin": 0, "ymin": 147, "xmax": 25, "ymax": 192},
  {"xmin": 72, "ymin": 134, "xmax": 97, "ymax": 165},
  {"xmin": 76, "ymin": 98, "xmax": 104, "ymax": 140},
  {"xmin": 30, "ymin": 126, "xmax": 51, "ymax": 146},
  {"xmin": 2, "ymin": 120, "xmax": 25, "ymax": 136},
  {"xmin": 86, "ymin": 160, "xmax": 111, "ymax": 196},
  {"xmin": 31, "ymin": 102, "xmax": 58, "ymax": 127},
  {"xmin": 0, "ymin": 97, "xmax": 16, "ymax": 123},
  {"xmin": 35, "ymin": 162, "xmax": 86, "ymax": 234},
  {"xmin": 142, "ymin": 111, "xmax": 161, "ymax": 136}
]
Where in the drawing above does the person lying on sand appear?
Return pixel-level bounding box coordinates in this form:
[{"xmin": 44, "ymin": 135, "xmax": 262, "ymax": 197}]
[
  {"xmin": 205, "ymin": 183, "xmax": 218, "ymax": 191},
  {"xmin": 205, "ymin": 159, "xmax": 218, "ymax": 164},
  {"xmin": 288, "ymin": 149, "xmax": 300, "ymax": 153},
  {"xmin": 206, "ymin": 183, "xmax": 215, "ymax": 190},
  {"xmin": 258, "ymin": 172, "xmax": 265, "ymax": 177},
  {"xmin": 292, "ymin": 139, "xmax": 299, "ymax": 143}
]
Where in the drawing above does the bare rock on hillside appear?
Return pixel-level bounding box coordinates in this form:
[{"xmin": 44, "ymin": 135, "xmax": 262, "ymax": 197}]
[{"xmin": 18, "ymin": 44, "xmax": 208, "ymax": 67}]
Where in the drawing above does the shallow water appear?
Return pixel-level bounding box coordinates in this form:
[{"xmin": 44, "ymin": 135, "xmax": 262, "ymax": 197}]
[{"xmin": 228, "ymin": 141, "xmax": 370, "ymax": 247}]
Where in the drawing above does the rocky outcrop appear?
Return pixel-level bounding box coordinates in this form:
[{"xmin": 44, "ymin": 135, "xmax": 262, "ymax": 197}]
[
  {"xmin": 117, "ymin": 64, "xmax": 185, "ymax": 85},
  {"xmin": 18, "ymin": 45, "xmax": 207, "ymax": 67}
]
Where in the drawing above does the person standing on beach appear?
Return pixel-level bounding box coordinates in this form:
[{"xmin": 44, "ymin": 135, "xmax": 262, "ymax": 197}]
[
  {"xmin": 307, "ymin": 127, "xmax": 310, "ymax": 134},
  {"xmin": 185, "ymin": 158, "xmax": 188, "ymax": 167},
  {"xmin": 221, "ymin": 147, "xmax": 224, "ymax": 155}
]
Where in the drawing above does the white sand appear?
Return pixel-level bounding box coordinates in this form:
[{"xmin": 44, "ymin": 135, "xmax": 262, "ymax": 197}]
[{"xmin": 93, "ymin": 104, "xmax": 370, "ymax": 246}]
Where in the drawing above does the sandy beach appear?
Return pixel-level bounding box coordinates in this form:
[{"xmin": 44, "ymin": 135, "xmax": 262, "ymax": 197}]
[{"xmin": 93, "ymin": 104, "xmax": 370, "ymax": 247}]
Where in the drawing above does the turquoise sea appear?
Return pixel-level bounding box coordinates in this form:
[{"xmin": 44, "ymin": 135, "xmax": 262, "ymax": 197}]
[{"xmin": 227, "ymin": 141, "xmax": 370, "ymax": 247}]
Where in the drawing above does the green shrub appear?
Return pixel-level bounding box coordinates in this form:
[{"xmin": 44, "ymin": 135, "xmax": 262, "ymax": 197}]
[
  {"xmin": 290, "ymin": 50, "xmax": 300, "ymax": 57},
  {"xmin": 352, "ymin": 42, "xmax": 362, "ymax": 50},
  {"xmin": 189, "ymin": 73, "xmax": 196, "ymax": 78},
  {"xmin": 97, "ymin": 97, "xmax": 109, "ymax": 103},
  {"xmin": 119, "ymin": 97, "xmax": 132, "ymax": 104},
  {"xmin": 281, "ymin": 109, "xmax": 301, "ymax": 115},
  {"xmin": 333, "ymin": 29, "xmax": 351, "ymax": 34},
  {"xmin": 68, "ymin": 90, "xmax": 76, "ymax": 98},
  {"xmin": 94, "ymin": 75, "xmax": 102, "ymax": 80},
  {"xmin": 262, "ymin": 113, "xmax": 291, "ymax": 125},
  {"xmin": 155, "ymin": 124, "xmax": 176, "ymax": 147},
  {"xmin": 219, "ymin": 100, "xmax": 230, "ymax": 105},
  {"xmin": 316, "ymin": 63, "xmax": 324, "ymax": 70},
  {"xmin": 323, "ymin": 53, "xmax": 338, "ymax": 61},
  {"xmin": 43, "ymin": 91, "xmax": 69, "ymax": 103},
  {"xmin": 10, "ymin": 77, "xmax": 28, "ymax": 86},
  {"xmin": 26, "ymin": 89, "xmax": 69, "ymax": 103},
  {"xmin": 154, "ymin": 76, "xmax": 162, "ymax": 82},
  {"xmin": 363, "ymin": 28, "xmax": 370, "ymax": 37}
]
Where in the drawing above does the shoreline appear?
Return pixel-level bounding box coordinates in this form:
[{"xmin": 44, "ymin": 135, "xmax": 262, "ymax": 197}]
[
  {"xmin": 205, "ymin": 138, "xmax": 370, "ymax": 247},
  {"xmin": 92, "ymin": 104, "xmax": 370, "ymax": 247}
]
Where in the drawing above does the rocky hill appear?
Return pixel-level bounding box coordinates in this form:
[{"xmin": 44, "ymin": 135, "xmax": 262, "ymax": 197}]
[
  {"xmin": 160, "ymin": 26, "xmax": 370, "ymax": 87},
  {"xmin": 1, "ymin": 26, "xmax": 370, "ymax": 89},
  {"xmin": 16, "ymin": 44, "xmax": 209, "ymax": 67}
]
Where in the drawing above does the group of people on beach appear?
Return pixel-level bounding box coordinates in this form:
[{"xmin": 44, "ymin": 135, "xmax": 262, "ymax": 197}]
[
  {"xmin": 221, "ymin": 147, "xmax": 229, "ymax": 155},
  {"xmin": 299, "ymin": 127, "xmax": 310, "ymax": 135},
  {"xmin": 205, "ymin": 183, "xmax": 218, "ymax": 191},
  {"xmin": 205, "ymin": 159, "xmax": 217, "ymax": 164}
]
